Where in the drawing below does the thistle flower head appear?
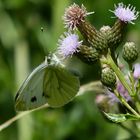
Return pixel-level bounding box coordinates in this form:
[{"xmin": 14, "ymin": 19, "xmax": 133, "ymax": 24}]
[
  {"xmin": 111, "ymin": 3, "xmax": 139, "ymax": 24},
  {"xmin": 63, "ymin": 3, "xmax": 94, "ymax": 30},
  {"xmin": 57, "ymin": 32, "xmax": 82, "ymax": 58}
]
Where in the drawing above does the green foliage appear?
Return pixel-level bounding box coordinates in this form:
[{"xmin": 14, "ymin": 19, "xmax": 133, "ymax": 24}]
[{"xmin": 0, "ymin": 0, "xmax": 140, "ymax": 140}]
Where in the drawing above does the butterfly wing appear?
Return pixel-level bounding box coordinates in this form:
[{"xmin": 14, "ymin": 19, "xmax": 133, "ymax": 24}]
[
  {"xmin": 43, "ymin": 66, "xmax": 80, "ymax": 107},
  {"xmin": 15, "ymin": 56, "xmax": 80, "ymax": 111},
  {"xmin": 15, "ymin": 62, "xmax": 48, "ymax": 111}
]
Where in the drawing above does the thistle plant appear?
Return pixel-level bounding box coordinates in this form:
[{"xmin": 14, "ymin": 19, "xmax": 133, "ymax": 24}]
[
  {"xmin": 57, "ymin": 2, "xmax": 140, "ymax": 138},
  {"xmin": 1, "ymin": 2, "xmax": 140, "ymax": 139}
]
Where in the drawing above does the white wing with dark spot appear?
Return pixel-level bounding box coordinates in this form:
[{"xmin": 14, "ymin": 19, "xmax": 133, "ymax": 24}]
[
  {"xmin": 15, "ymin": 56, "xmax": 80, "ymax": 111},
  {"xmin": 15, "ymin": 62, "xmax": 48, "ymax": 111}
]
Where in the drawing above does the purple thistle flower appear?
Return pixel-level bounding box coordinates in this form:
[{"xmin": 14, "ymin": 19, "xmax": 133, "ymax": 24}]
[
  {"xmin": 110, "ymin": 3, "xmax": 139, "ymax": 24},
  {"xmin": 117, "ymin": 81, "xmax": 131, "ymax": 101},
  {"xmin": 133, "ymin": 63, "xmax": 140, "ymax": 79},
  {"xmin": 63, "ymin": 3, "xmax": 94, "ymax": 30},
  {"xmin": 57, "ymin": 32, "xmax": 82, "ymax": 58},
  {"xmin": 107, "ymin": 80, "xmax": 131, "ymax": 104}
]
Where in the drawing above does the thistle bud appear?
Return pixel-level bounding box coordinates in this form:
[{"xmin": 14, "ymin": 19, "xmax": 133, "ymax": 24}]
[
  {"xmin": 100, "ymin": 25, "xmax": 114, "ymax": 47},
  {"xmin": 100, "ymin": 26, "xmax": 111, "ymax": 38},
  {"xmin": 122, "ymin": 42, "xmax": 138, "ymax": 63},
  {"xmin": 101, "ymin": 67, "xmax": 116, "ymax": 89},
  {"xmin": 77, "ymin": 45, "xmax": 99, "ymax": 64}
]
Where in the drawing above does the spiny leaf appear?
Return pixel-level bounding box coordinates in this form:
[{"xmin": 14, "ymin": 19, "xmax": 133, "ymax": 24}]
[{"xmin": 103, "ymin": 112, "xmax": 139, "ymax": 123}]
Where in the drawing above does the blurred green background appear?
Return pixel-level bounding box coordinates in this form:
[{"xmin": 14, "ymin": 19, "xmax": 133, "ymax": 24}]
[{"xmin": 0, "ymin": 0, "xmax": 140, "ymax": 140}]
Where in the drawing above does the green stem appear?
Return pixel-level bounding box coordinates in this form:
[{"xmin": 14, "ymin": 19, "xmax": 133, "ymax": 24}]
[
  {"xmin": 128, "ymin": 64, "xmax": 140, "ymax": 114},
  {"xmin": 106, "ymin": 52, "xmax": 133, "ymax": 96},
  {"xmin": 128, "ymin": 64, "xmax": 135, "ymax": 96},
  {"xmin": 114, "ymin": 89, "xmax": 140, "ymax": 117},
  {"xmin": 135, "ymin": 102, "xmax": 140, "ymax": 114},
  {"xmin": 101, "ymin": 51, "xmax": 140, "ymax": 117},
  {"xmin": 0, "ymin": 104, "xmax": 49, "ymax": 132}
]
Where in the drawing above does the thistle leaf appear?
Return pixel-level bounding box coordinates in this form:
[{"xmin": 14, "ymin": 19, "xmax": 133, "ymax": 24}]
[{"xmin": 103, "ymin": 112, "xmax": 139, "ymax": 123}]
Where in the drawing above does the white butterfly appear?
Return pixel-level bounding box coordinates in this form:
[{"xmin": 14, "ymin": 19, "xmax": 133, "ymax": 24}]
[{"xmin": 15, "ymin": 54, "xmax": 80, "ymax": 111}]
